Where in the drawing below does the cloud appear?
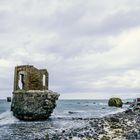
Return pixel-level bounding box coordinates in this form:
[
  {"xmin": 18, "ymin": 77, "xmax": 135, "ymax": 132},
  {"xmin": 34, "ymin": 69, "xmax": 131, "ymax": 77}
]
[{"xmin": 0, "ymin": 0, "xmax": 140, "ymax": 99}]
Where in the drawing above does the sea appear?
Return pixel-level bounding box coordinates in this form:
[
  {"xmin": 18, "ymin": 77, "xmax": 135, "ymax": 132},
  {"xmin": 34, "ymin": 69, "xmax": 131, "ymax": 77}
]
[{"xmin": 0, "ymin": 99, "xmax": 130, "ymax": 140}]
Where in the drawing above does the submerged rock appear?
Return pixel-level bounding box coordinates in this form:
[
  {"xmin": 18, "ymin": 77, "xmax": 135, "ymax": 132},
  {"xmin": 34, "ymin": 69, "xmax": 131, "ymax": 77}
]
[
  {"xmin": 7, "ymin": 97, "xmax": 11, "ymax": 102},
  {"xmin": 11, "ymin": 90, "xmax": 59, "ymax": 120},
  {"xmin": 108, "ymin": 98, "xmax": 123, "ymax": 107},
  {"xmin": 68, "ymin": 111, "xmax": 78, "ymax": 114}
]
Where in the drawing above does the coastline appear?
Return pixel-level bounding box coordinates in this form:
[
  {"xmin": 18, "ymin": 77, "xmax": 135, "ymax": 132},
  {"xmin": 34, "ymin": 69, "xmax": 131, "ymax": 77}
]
[
  {"xmin": 0, "ymin": 99, "xmax": 138, "ymax": 140},
  {"xmin": 47, "ymin": 105, "xmax": 140, "ymax": 140}
]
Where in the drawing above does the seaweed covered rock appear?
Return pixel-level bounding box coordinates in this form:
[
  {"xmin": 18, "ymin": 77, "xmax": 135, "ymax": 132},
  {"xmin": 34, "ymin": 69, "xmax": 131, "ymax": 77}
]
[
  {"xmin": 11, "ymin": 90, "xmax": 59, "ymax": 120},
  {"xmin": 108, "ymin": 98, "xmax": 123, "ymax": 107}
]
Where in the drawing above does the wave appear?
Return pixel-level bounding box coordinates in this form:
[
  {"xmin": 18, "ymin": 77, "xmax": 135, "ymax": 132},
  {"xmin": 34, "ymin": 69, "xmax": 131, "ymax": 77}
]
[
  {"xmin": 103, "ymin": 107, "xmax": 126, "ymax": 117},
  {"xmin": 0, "ymin": 111, "xmax": 18, "ymax": 125},
  {"xmin": 95, "ymin": 102, "xmax": 108, "ymax": 106}
]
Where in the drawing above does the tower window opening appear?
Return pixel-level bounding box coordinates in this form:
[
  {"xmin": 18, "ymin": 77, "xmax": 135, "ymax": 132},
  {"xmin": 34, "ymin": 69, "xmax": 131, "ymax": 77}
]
[
  {"xmin": 43, "ymin": 75, "xmax": 46, "ymax": 86},
  {"xmin": 18, "ymin": 74, "xmax": 24, "ymax": 89}
]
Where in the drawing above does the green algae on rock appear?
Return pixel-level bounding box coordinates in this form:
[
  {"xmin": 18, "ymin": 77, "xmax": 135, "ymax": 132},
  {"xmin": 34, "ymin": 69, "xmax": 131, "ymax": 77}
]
[{"xmin": 108, "ymin": 98, "xmax": 123, "ymax": 107}]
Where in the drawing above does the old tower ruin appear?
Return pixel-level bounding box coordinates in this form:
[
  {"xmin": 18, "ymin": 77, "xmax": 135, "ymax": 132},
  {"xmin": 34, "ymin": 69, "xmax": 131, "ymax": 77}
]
[
  {"xmin": 14, "ymin": 65, "xmax": 48, "ymax": 91},
  {"xmin": 11, "ymin": 65, "xmax": 59, "ymax": 121}
]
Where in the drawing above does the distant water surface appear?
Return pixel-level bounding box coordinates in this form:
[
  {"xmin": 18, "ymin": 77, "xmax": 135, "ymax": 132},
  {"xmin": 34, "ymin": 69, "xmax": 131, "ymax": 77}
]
[{"xmin": 0, "ymin": 99, "xmax": 129, "ymax": 139}]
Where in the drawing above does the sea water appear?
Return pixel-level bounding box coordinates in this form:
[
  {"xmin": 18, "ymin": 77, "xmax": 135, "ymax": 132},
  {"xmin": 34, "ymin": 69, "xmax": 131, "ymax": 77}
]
[{"xmin": 0, "ymin": 99, "xmax": 129, "ymax": 139}]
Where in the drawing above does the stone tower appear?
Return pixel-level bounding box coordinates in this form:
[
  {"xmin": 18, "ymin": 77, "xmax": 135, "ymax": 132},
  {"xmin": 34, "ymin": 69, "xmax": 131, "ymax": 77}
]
[
  {"xmin": 11, "ymin": 65, "xmax": 59, "ymax": 121},
  {"xmin": 14, "ymin": 65, "xmax": 48, "ymax": 91}
]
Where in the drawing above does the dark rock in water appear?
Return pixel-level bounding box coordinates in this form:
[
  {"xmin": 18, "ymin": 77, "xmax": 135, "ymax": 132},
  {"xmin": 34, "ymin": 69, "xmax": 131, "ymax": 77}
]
[
  {"xmin": 68, "ymin": 111, "xmax": 77, "ymax": 114},
  {"xmin": 108, "ymin": 97, "xmax": 123, "ymax": 107},
  {"xmin": 125, "ymin": 108, "xmax": 133, "ymax": 114},
  {"xmin": 11, "ymin": 90, "xmax": 59, "ymax": 120},
  {"xmin": 7, "ymin": 97, "xmax": 11, "ymax": 102},
  {"xmin": 134, "ymin": 107, "xmax": 140, "ymax": 111},
  {"xmin": 123, "ymin": 101, "xmax": 133, "ymax": 105}
]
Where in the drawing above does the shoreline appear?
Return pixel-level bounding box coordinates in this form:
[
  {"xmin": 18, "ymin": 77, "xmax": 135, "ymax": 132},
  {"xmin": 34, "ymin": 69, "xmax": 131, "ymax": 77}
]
[
  {"xmin": 0, "ymin": 99, "xmax": 138, "ymax": 140},
  {"xmin": 47, "ymin": 105, "xmax": 140, "ymax": 140}
]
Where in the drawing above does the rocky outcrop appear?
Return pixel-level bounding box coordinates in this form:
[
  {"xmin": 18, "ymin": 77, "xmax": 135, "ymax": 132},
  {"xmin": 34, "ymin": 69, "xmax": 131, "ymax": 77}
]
[
  {"xmin": 11, "ymin": 90, "xmax": 59, "ymax": 121},
  {"xmin": 108, "ymin": 98, "xmax": 123, "ymax": 107},
  {"xmin": 7, "ymin": 97, "xmax": 11, "ymax": 102}
]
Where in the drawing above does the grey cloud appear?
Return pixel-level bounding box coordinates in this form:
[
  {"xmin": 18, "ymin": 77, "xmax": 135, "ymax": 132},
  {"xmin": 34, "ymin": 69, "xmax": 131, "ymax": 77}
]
[
  {"xmin": 48, "ymin": 10, "xmax": 140, "ymax": 37},
  {"xmin": 0, "ymin": 0, "xmax": 140, "ymax": 99},
  {"xmin": 98, "ymin": 9, "xmax": 140, "ymax": 35},
  {"xmin": 48, "ymin": 60, "xmax": 140, "ymax": 93},
  {"xmin": 30, "ymin": 37, "xmax": 114, "ymax": 60},
  {"xmin": 0, "ymin": 10, "xmax": 11, "ymax": 32},
  {"xmin": 59, "ymin": 9, "xmax": 140, "ymax": 37}
]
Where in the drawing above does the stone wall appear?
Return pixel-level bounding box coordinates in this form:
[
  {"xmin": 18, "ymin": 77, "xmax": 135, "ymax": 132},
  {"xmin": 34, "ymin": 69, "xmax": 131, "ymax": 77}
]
[{"xmin": 14, "ymin": 65, "xmax": 48, "ymax": 91}]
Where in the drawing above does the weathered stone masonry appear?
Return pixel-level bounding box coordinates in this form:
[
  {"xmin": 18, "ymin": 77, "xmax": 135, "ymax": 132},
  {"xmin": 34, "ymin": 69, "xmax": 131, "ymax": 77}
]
[
  {"xmin": 11, "ymin": 65, "xmax": 59, "ymax": 121},
  {"xmin": 14, "ymin": 65, "xmax": 48, "ymax": 91}
]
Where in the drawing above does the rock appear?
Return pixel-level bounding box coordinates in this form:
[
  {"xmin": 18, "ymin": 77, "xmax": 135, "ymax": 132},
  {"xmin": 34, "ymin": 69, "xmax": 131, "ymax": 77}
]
[
  {"xmin": 11, "ymin": 90, "xmax": 59, "ymax": 120},
  {"xmin": 68, "ymin": 111, "xmax": 77, "ymax": 114},
  {"xmin": 125, "ymin": 109, "xmax": 133, "ymax": 114},
  {"xmin": 123, "ymin": 101, "xmax": 133, "ymax": 105},
  {"xmin": 100, "ymin": 135, "xmax": 110, "ymax": 140},
  {"xmin": 7, "ymin": 97, "xmax": 11, "ymax": 102},
  {"xmin": 134, "ymin": 107, "xmax": 140, "ymax": 111},
  {"xmin": 110, "ymin": 123, "xmax": 122, "ymax": 129},
  {"xmin": 46, "ymin": 133, "xmax": 49, "ymax": 140},
  {"xmin": 108, "ymin": 98, "xmax": 123, "ymax": 107},
  {"xmin": 109, "ymin": 117, "xmax": 120, "ymax": 122}
]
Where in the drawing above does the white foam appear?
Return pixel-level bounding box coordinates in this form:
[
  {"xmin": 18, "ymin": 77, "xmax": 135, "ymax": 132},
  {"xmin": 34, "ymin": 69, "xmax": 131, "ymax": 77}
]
[
  {"xmin": 98, "ymin": 102, "xmax": 108, "ymax": 106},
  {"xmin": 107, "ymin": 108, "xmax": 126, "ymax": 116},
  {"xmin": 0, "ymin": 111, "xmax": 19, "ymax": 125}
]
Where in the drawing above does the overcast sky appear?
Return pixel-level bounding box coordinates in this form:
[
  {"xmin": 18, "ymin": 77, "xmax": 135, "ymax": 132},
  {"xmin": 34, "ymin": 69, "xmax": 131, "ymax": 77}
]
[{"xmin": 0, "ymin": 0, "xmax": 140, "ymax": 99}]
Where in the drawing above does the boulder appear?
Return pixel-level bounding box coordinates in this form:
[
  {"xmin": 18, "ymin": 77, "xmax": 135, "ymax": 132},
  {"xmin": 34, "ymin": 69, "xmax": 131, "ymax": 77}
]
[
  {"xmin": 11, "ymin": 90, "xmax": 59, "ymax": 120},
  {"xmin": 110, "ymin": 117, "xmax": 120, "ymax": 122},
  {"xmin": 7, "ymin": 97, "xmax": 11, "ymax": 102},
  {"xmin": 108, "ymin": 98, "xmax": 123, "ymax": 107}
]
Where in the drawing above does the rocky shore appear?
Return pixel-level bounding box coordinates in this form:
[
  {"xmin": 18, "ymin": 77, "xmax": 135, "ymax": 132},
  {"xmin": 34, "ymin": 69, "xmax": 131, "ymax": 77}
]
[{"xmin": 46, "ymin": 105, "xmax": 140, "ymax": 140}]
